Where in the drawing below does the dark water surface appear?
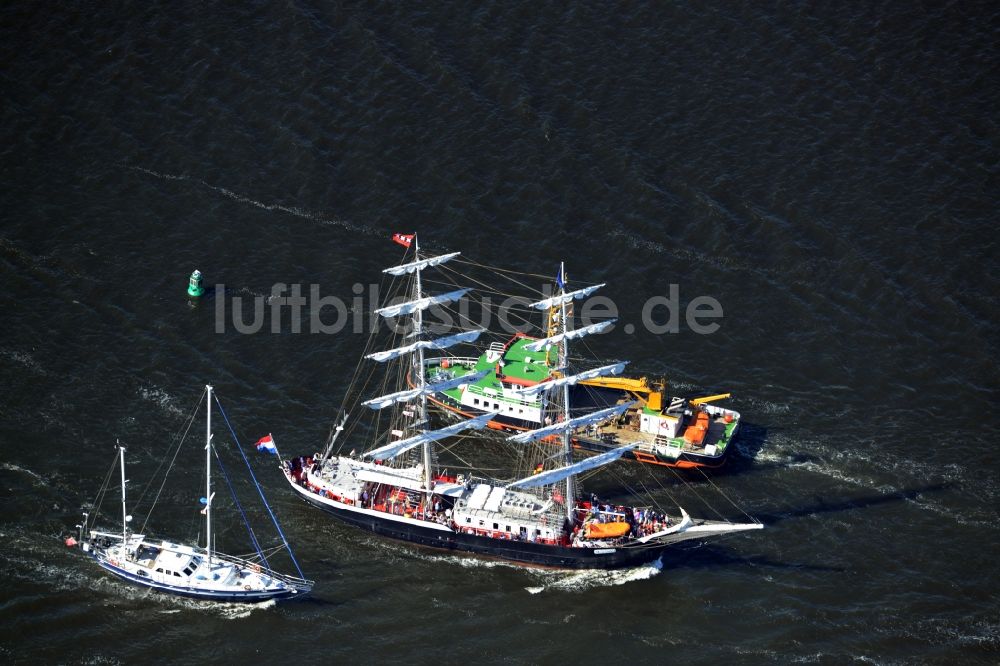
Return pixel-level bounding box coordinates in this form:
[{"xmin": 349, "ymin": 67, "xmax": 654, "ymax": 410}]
[{"xmin": 2, "ymin": 2, "xmax": 997, "ymax": 664}]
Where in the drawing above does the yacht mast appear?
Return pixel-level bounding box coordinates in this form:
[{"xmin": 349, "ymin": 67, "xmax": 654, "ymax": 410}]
[
  {"xmin": 205, "ymin": 384, "xmax": 213, "ymax": 565},
  {"xmin": 559, "ymin": 262, "xmax": 574, "ymax": 523},
  {"xmin": 119, "ymin": 444, "xmax": 127, "ymax": 544}
]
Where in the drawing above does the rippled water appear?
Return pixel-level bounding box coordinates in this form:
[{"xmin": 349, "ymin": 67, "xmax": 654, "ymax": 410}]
[{"xmin": 1, "ymin": 2, "xmax": 997, "ymax": 664}]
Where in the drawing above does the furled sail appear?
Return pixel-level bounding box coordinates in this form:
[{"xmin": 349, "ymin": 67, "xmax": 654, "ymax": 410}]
[
  {"xmin": 365, "ymin": 329, "xmax": 485, "ymax": 363},
  {"xmin": 363, "ymin": 412, "xmax": 496, "ymax": 461},
  {"xmin": 383, "ymin": 252, "xmax": 461, "ymax": 276},
  {"xmin": 529, "ymin": 283, "xmax": 605, "ymax": 310},
  {"xmin": 512, "ymin": 362, "xmax": 628, "ymax": 397},
  {"xmin": 506, "ymin": 444, "xmax": 639, "ymax": 489},
  {"xmin": 374, "ymin": 288, "xmax": 470, "ymax": 318},
  {"xmin": 507, "ymin": 402, "xmax": 636, "ymax": 444},
  {"xmin": 523, "ymin": 320, "xmax": 616, "ymax": 351},
  {"xmin": 362, "ymin": 370, "xmax": 489, "ymax": 409},
  {"xmin": 361, "ymin": 387, "xmax": 422, "ymax": 410}
]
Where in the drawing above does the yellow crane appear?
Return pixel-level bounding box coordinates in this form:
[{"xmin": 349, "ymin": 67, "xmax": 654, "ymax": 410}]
[{"xmin": 577, "ymin": 376, "xmax": 730, "ymax": 412}]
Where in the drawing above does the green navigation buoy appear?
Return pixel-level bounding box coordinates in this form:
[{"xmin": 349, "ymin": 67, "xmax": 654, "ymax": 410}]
[{"xmin": 187, "ymin": 269, "xmax": 205, "ymax": 297}]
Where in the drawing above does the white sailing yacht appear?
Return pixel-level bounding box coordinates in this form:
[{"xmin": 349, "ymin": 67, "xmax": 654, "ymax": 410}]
[{"xmin": 72, "ymin": 385, "xmax": 313, "ymax": 601}]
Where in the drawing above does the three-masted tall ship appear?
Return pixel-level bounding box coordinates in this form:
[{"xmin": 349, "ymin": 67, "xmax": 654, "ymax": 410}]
[{"xmin": 283, "ymin": 236, "xmax": 761, "ymax": 568}]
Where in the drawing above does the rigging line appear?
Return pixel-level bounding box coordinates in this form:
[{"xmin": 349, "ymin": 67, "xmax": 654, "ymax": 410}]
[
  {"xmin": 614, "ymin": 472, "xmax": 665, "ymax": 510},
  {"xmin": 697, "ymin": 467, "xmax": 758, "ymax": 523},
  {"xmin": 457, "ymin": 256, "xmax": 606, "ymax": 303},
  {"xmin": 453, "ymin": 257, "xmax": 554, "ymax": 288},
  {"xmin": 231, "ymin": 543, "xmax": 286, "ymax": 561},
  {"xmin": 334, "ymin": 253, "xmax": 416, "ymax": 423},
  {"xmin": 434, "ymin": 303, "xmax": 535, "ymax": 340},
  {"xmin": 588, "ymin": 450, "xmax": 676, "ymax": 513},
  {"xmin": 87, "ymin": 449, "xmax": 120, "ymax": 531},
  {"xmin": 426, "ymin": 285, "xmax": 540, "ymax": 335},
  {"xmin": 189, "ymin": 509, "xmax": 201, "ymax": 547},
  {"xmin": 356, "ymin": 300, "xmax": 410, "ymax": 453},
  {"xmin": 430, "ymin": 440, "xmax": 480, "ymax": 474},
  {"xmin": 346, "ymin": 267, "xmax": 412, "ymax": 406},
  {"xmin": 138, "ymin": 388, "xmax": 206, "ymax": 536},
  {"xmin": 213, "ymin": 395, "xmax": 307, "ymax": 579},
  {"xmin": 134, "ymin": 393, "xmax": 204, "ymax": 508},
  {"xmin": 337, "ymin": 266, "xmax": 400, "ymax": 415},
  {"xmin": 435, "ymin": 426, "xmax": 508, "ymax": 471},
  {"xmin": 432, "ymin": 462, "xmax": 511, "ymax": 473},
  {"xmin": 436, "ymin": 291, "xmax": 540, "ymax": 327},
  {"xmin": 593, "ymin": 457, "xmax": 671, "ymax": 513},
  {"xmin": 667, "ymin": 468, "xmax": 728, "ymax": 520},
  {"xmin": 579, "ymin": 462, "xmax": 648, "ymax": 509},
  {"xmin": 639, "ymin": 456, "xmax": 730, "ymax": 522},
  {"xmin": 428, "ymin": 265, "xmax": 545, "ymax": 335},
  {"xmin": 420, "ymin": 277, "xmax": 534, "ymax": 302},
  {"xmin": 329, "ymin": 315, "xmax": 400, "ymax": 453},
  {"xmin": 211, "ymin": 437, "xmax": 269, "ymax": 568},
  {"xmin": 636, "ymin": 478, "xmax": 672, "ymax": 513},
  {"xmin": 438, "ymin": 263, "xmax": 536, "ymax": 306}
]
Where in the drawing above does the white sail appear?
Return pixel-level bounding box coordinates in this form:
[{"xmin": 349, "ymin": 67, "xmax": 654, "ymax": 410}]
[
  {"xmin": 507, "ymin": 402, "xmax": 636, "ymax": 444},
  {"xmin": 375, "ymin": 288, "xmax": 470, "ymax": 318},
  {"xmin": 523, "ymin": 320, "xmax": 616, "ymax": 351},
  {"xmin": 365, "ymin": 329, "xmax": 485, "ymax": 363},
  {"xmin": 512, "ymin": 362, "xmax": 628, "ymax": 397},
  {"xmin": 361, "ymin": 387, "xmax": 423, "ymax": 410},
  {"xmin": 507, "ymin": 444, "xmax": 639, "ymax": 489},
  {"xmin": 383, "ymin": 252, "xmax": 461, "ymax": 276},
  {"xmin": 364, "ymin": 412, "xmax": 496, "ymax": 461},
  {"xmin": 362, "ymin": 370, "xmax": 488, "ymax": 410},
  {"xmin": 529, "ymin": 284, "xmax": 605, "ymax": 310}
]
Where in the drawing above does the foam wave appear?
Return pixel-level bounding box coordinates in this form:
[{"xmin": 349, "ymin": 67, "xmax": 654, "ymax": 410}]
[
  {"xmin": 610, "ymin": 228, "xmax": 762, "ymax": 275},
  {"xmin": 364, "ymin": 538, "xmax": 528, "ymax": 572},
  {"xmin": 750, "ymin": 431, "xmax": 998, "ymax": 528},
  {"xmin": 355, "ymin": 535, "xmax": 665, "ymax": 587},
  {"xmin": 895, "ymin": 492, "xmax": 997, "ymax": 528},
  {"xmin": 124, "ymin": 163, "xmax": 379, "ymax": 237},
  {"xmin": 524, "ymin": 557, "xmax": 663, "ymax": 593},
  {"xmin": 741, "ymin": 397, "xmax": 792, "ymax": 414},
  {"xmin": 0, "ymin": 349, "xmax": 44, "ymax": 374},
  {"xmin": 137, "ymin": 386, "xmax": 185, "ymax": 417},
  {"xmin": 0, "ymin": 462, "xmax": 47, "ymax": 486},
  {"xmin": 78, "ymin": 656, "xmax": 124, "ymax": 666}
]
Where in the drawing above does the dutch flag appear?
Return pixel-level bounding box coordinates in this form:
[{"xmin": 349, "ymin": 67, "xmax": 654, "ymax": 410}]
[{"xmin": 255, "ymin": 433, "xmax": 278, "ymax": 455}]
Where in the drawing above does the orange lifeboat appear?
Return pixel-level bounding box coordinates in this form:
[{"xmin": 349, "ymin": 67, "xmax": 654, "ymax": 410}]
[
  {"xmin": 584, "ymin": 521, "xmax": 631, "ymax": 539},
  {"xmin": 683, "ymin": 410, "xmax": 710, "ymax": 445}
]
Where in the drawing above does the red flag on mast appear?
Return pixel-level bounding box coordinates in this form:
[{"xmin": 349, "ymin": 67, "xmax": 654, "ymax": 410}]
[{"xmin": 392, "ymin": 233, "xmax": 414, "ymax": 248}]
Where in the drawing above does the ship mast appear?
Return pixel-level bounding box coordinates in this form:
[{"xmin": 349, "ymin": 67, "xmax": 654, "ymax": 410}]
[
  {"xmin": 412, "ymin": 235, "xmax": 433, "ymax": 504},
  {"xmin": 558, "ymin": 262, "xmax": 574, "ymax": 524},
  {"xmin": 205, "ymin": 384, "xmax": 213, "ymax": 565},
  {"xmin": 119, "ymin": 444, "xmax": 127, "ymax": 545},
  {"xmin": 361, "ymin": 245, "xmax": 492, "ymax": 464}
]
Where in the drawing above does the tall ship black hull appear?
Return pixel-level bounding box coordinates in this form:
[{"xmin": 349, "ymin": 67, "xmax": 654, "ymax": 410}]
[
  {"xmin": 284, "ymin": 461, "xmax": 756, "ymax": 570},
  {"xmin": 284, "ymin": 239, "xmax": 761, "ymax": 572},
  {"xmin": 290, "ymin": 472, "xmax": 664, "ymax": 569}
]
